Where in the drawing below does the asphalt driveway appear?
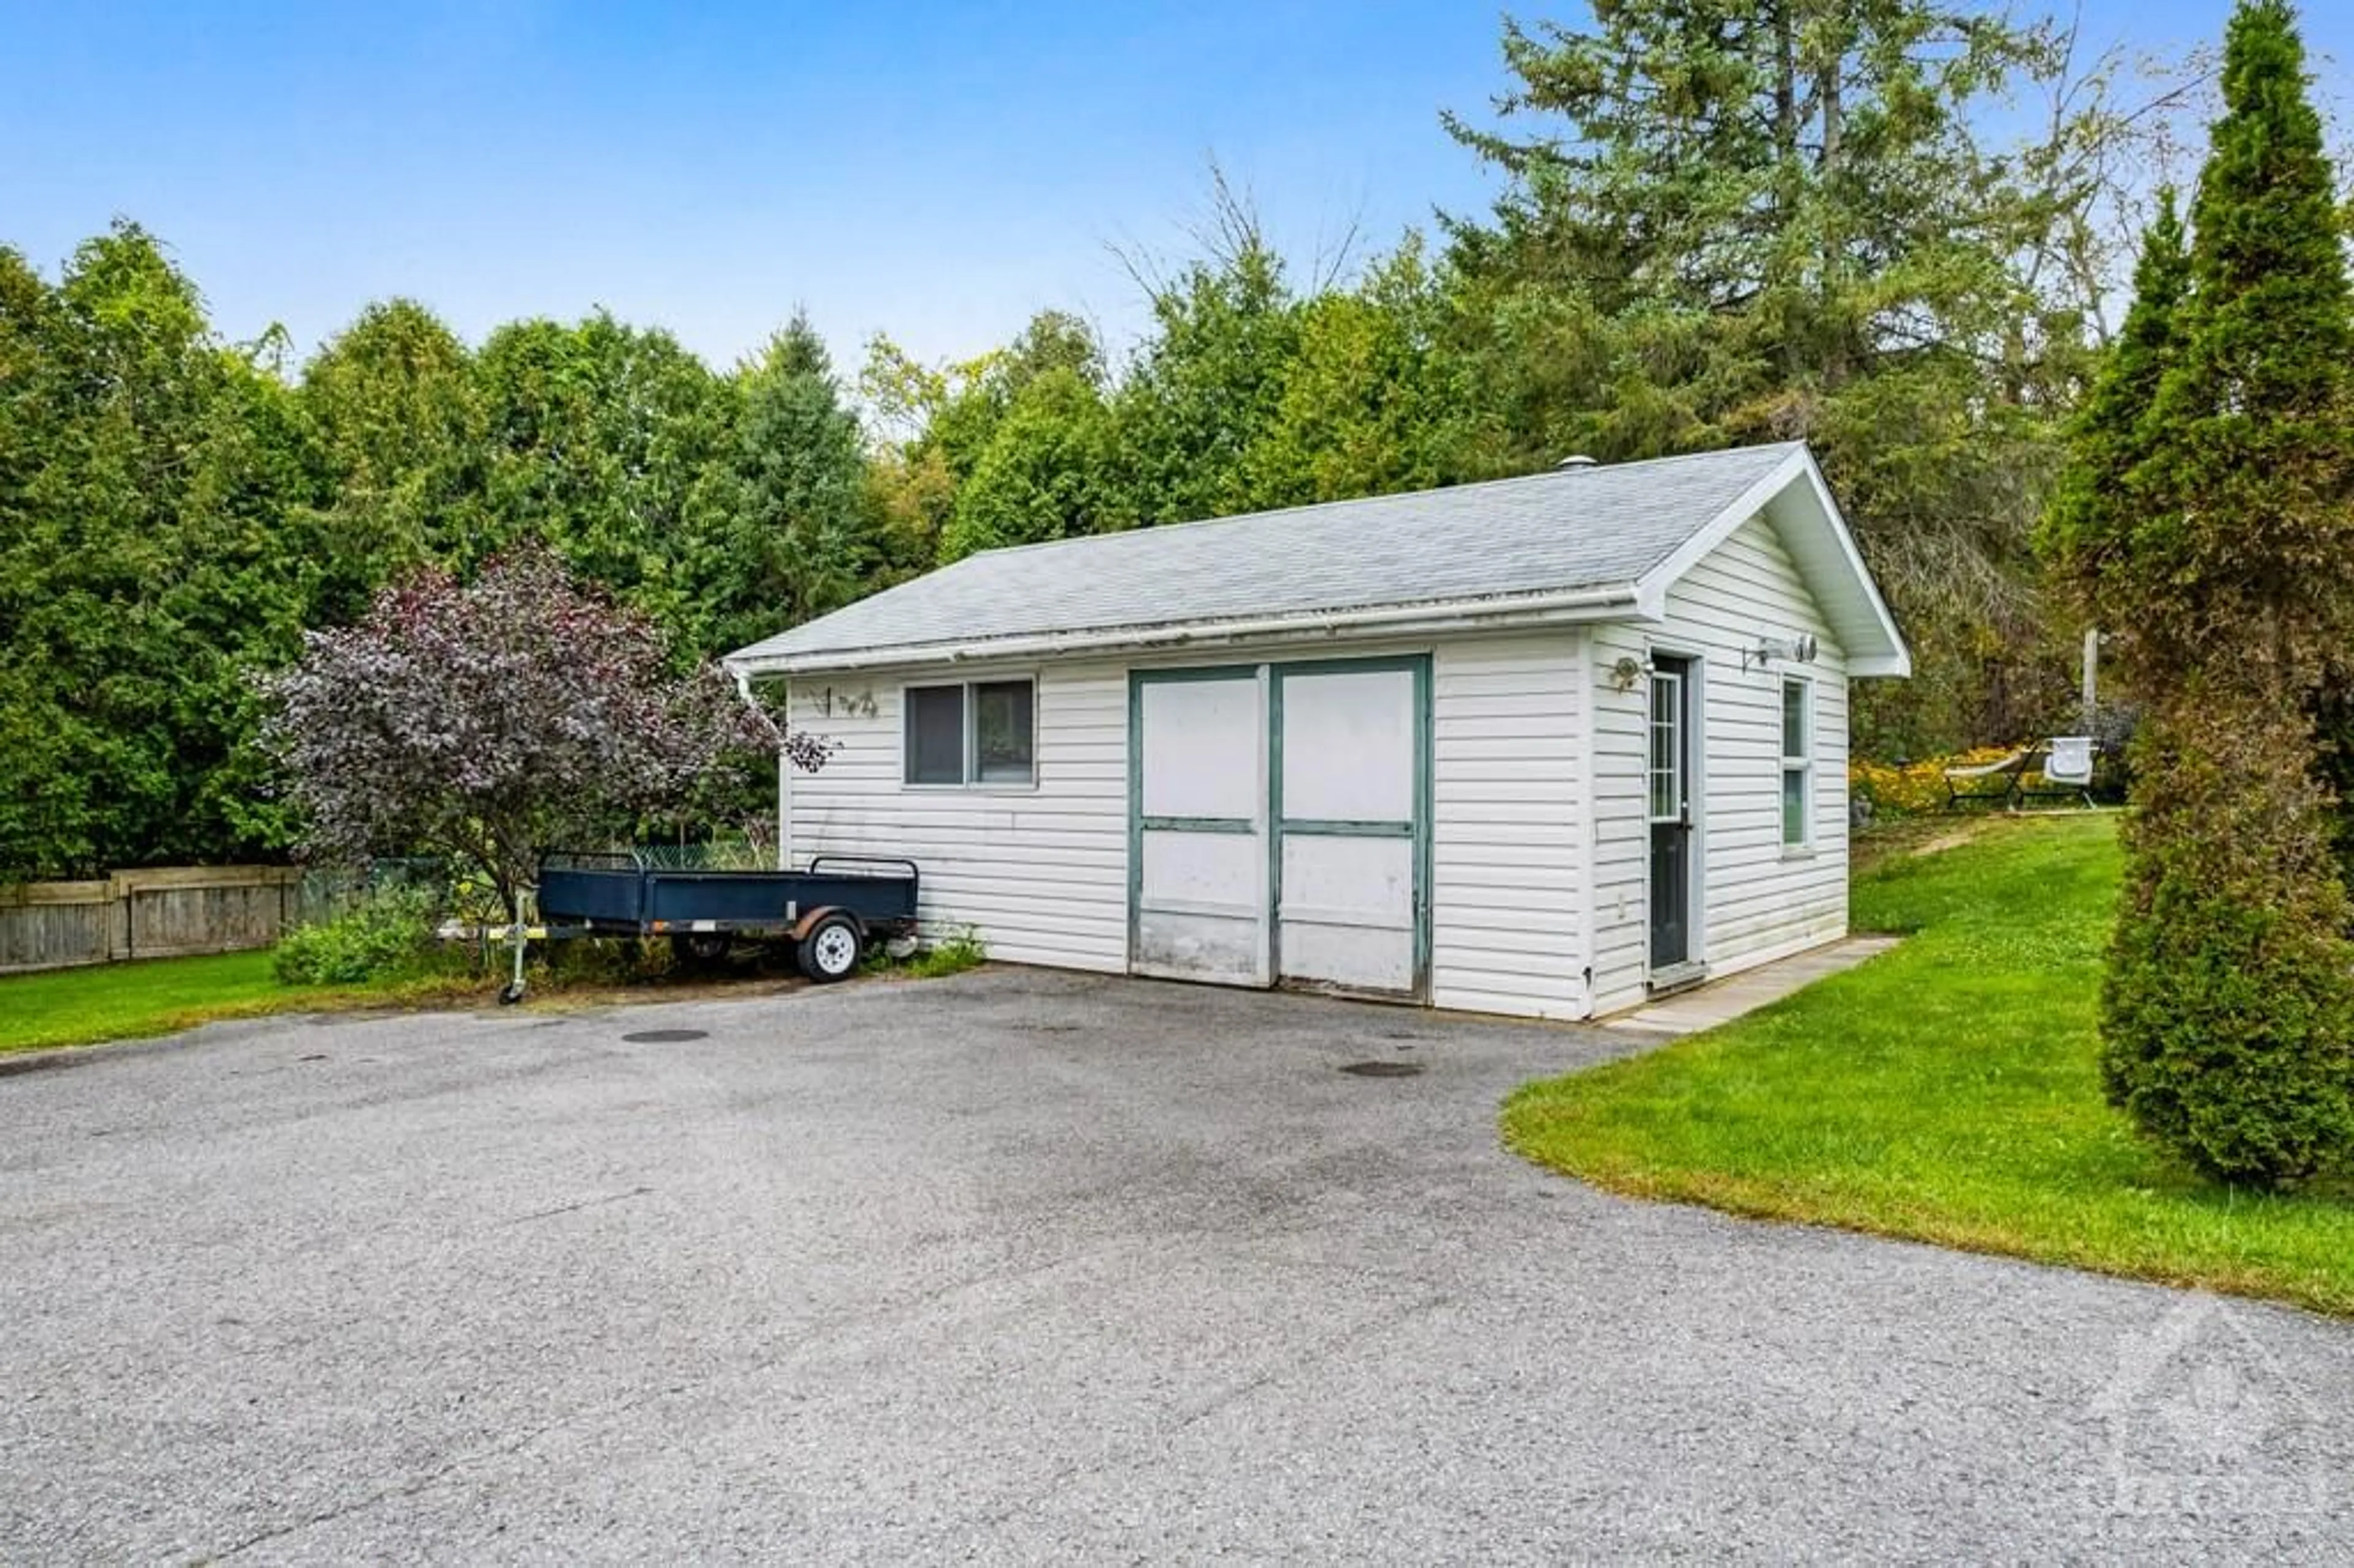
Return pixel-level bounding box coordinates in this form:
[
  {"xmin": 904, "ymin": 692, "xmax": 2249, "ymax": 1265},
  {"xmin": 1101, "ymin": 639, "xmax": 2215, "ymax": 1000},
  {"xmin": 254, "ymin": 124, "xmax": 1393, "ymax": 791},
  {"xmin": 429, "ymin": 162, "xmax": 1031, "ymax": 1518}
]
[{"xmin": 3, "ymin": 969, "xmax": 2350, "ymax": 1562}]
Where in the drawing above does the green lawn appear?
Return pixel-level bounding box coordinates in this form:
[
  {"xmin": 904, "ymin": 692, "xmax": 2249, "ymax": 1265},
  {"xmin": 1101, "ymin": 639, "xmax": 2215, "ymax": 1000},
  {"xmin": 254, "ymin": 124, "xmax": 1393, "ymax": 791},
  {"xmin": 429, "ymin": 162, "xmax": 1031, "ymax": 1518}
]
[
  {"xmin": 1504, "ymin": 814, "xmax": 2354, "ymax": 1317},
  {"xmin": 0, "ymin": 949, "xmax": 452, "ymax": 1055},
  {"xmin": 0, "ymin": 938, "xmax": 854, "ymax": 1056}
]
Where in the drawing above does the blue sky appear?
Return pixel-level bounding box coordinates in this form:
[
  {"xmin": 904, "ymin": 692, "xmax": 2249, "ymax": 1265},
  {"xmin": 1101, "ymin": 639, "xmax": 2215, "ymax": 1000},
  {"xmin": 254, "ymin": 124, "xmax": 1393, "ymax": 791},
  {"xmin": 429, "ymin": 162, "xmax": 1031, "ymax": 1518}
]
[{"xmin": 4, "ymin": 1, "xmax": 2341, "ymax": 376}]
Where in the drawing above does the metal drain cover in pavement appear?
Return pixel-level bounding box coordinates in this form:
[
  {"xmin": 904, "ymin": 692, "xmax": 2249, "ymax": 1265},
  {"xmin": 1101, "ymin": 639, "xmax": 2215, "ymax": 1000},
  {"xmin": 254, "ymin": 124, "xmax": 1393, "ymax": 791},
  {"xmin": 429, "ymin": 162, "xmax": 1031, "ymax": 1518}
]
[
  {"xmin": 1339, "ymin": 1060, "xmax": 1424, "ymax": 1078},
  {"xmin": 622, "ymin": 1029, "xmax": 709, "ymax": 1044}
]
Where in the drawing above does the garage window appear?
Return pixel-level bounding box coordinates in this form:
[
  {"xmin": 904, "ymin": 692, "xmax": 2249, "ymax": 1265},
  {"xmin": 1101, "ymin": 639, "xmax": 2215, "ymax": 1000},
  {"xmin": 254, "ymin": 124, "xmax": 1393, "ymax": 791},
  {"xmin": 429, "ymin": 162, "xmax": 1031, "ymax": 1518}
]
[
  {"xmin": 1781, "ymin": 678, "xmax": 1811, "ymax": 848},
  {"xmin": 904, "ymin": 679, "xmax": 1035, "ymax": 786}
]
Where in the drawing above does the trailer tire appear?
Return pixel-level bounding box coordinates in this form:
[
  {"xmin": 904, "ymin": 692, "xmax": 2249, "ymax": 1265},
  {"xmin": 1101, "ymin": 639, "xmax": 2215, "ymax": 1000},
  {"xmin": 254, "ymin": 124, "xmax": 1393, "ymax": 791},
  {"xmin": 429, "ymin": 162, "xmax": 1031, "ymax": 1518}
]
[{"xmin": 798, "ymin": 914, "xmax": 862, "ymax": 983}]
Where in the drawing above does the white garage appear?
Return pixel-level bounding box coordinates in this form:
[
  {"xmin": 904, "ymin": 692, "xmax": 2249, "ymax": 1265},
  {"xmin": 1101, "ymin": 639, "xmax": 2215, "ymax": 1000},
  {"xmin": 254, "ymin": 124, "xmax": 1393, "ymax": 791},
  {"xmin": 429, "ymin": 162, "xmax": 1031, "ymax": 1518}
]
[{"xmin": 725, "ymin": 441, "xmax": 1907, "ymax": 1021}]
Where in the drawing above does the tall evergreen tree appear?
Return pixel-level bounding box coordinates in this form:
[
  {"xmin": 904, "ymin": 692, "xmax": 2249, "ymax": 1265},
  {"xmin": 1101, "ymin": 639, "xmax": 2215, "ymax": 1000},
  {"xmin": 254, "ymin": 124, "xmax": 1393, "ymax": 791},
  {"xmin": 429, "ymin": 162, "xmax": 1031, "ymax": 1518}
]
[
  {"xmin": 940, "ymin": 365, "xmax": 1125, "ymax": 560},
  {"xmin": 861, "ymin": 311, "xmax": 1127, "ymax": 570},
  {"xmin": 2136, "ymin": 0, "xmax": 2352, "ymax": 679},
  {"xmin": 0, "ymin": 226, "xmax": 324, "ymax": 876},
  {"xmin": 1113, "ymin": 234, "xmax": 1301, "ymax": 524},
  {"xmin": 473, "ymin": 311, "xmax": 739, "ymax": 647},
  {"xmin": 1241, "ymin": 239, "xmax": 1475, "ymax": 507},
  {"xmin": 1440, "ymin": 0, "xmax": 2128, "ymax": 751},
  {"xmin": 707, "ymin": 316, "xmax": 873, "ymax": 653},
  {"xmin": 2039, "ymin": 188, "xmax": 2190, "ymax": 622},
  {"xmin": 300, "ymin": 299, "xmax": 486, "ymax": 615},
  {"xmin": 2076, "ymin": 0, "xmax": 2354, "ymax": 1186}
]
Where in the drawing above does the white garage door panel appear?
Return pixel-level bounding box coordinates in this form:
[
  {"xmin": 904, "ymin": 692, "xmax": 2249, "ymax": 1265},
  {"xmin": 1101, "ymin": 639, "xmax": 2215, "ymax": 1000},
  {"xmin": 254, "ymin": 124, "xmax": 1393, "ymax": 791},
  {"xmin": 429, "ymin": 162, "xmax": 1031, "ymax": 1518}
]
[
  {"xmin": 1141, "ymin": 679, "xmax": 1262, "ymax": 821},
  {"xmin": 1135, "ymin": 908, "xmax": 1267, "ymax": 981},
  {"xmin": 1278, "ymin": 835, "xmax": 1415, "ymax": 992},
  {"xmin": 1274, "ymin": 664, "xmax": 1420, "ymax": 996},
  {"xmin": 1140, "ymin": 830, "xmax": 1260, "ymax": 918},
  {"xmin": 1281, "ymin": 671, "xmax": 1415, "ymax": 823},
  {"xmin": 1279, "ymin": 921, "xmax": 1415, "ymax": 995},
  {"xmin": 1280, "ymin": 835, "xmax": 1412, "ymax": 926},
  {"xmin": 1135, "ymin": 673, "xmax": 1269, "ymax": 986}
]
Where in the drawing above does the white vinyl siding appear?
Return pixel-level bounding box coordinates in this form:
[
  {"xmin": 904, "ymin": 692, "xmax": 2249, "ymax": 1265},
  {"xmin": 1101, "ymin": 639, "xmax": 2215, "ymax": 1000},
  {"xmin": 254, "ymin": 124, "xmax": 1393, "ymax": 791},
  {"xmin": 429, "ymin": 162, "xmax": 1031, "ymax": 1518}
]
[
  {"xmin": 1589, "ymin": 511, "xmax": 1849, "ymax": 1015},
  {"xmin": 790, "ymin": 661, "xmax": 1130, "ymax": 972},
  {"xmin": 787, "ymin": 634, "xmax": 1593, "ymax": 1018},
  {"xmin": 1428, "ymin": 634, "xmax": 1590, "ymax": 1020}
]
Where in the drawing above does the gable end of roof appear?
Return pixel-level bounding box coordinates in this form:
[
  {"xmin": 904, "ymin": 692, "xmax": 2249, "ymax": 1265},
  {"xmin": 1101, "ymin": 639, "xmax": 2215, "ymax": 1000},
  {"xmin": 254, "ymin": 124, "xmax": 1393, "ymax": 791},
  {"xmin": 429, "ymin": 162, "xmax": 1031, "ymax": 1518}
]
[{"xmin": 1631, "ymin": 445, "xmax": 1909, "ymax": 677}]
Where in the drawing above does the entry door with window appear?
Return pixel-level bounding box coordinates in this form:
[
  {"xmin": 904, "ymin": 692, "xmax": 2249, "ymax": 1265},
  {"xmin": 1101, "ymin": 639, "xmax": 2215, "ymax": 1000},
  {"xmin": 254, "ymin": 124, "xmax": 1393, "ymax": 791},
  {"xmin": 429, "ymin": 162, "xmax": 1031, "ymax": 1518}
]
[{"xmin": 1647, "ymin": 657, "xmax": 1695, "ymax": 971}]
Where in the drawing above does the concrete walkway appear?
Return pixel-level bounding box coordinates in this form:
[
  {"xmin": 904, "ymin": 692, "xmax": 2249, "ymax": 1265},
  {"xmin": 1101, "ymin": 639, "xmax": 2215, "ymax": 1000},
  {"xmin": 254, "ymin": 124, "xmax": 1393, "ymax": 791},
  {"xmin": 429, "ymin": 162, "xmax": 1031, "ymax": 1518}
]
[{"xmin": 1603, "ymin": 934, "xmax": 1901, "ymax": 1038}]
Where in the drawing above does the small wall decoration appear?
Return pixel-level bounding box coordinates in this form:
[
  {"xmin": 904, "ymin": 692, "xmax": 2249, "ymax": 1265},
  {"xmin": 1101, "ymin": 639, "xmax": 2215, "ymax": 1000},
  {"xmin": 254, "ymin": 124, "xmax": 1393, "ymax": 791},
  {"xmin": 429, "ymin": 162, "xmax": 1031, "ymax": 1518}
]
[{"xmin": 805, "ymin": 685, "xmax": 878, "ymax": 719}]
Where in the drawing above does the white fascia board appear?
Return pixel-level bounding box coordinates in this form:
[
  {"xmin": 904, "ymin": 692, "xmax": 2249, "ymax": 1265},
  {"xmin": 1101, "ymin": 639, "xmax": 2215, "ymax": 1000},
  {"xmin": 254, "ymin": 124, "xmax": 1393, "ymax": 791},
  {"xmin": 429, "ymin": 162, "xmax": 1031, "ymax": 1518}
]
[
  {"xmin": 1791, "ymin": 444, "xmax": 1911, "ymax": 678},
  {"xmin": 725, "ymin": 585, "xmax": 1642, "ymax": 679}
]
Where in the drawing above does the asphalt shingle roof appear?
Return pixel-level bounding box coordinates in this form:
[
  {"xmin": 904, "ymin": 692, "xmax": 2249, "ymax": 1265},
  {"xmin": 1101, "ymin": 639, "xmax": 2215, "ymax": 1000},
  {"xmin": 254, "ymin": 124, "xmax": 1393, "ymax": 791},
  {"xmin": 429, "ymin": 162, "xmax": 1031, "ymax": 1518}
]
[{"xmin": 728, "ymin": 442, "xmax": 1805, "ymax": 668}]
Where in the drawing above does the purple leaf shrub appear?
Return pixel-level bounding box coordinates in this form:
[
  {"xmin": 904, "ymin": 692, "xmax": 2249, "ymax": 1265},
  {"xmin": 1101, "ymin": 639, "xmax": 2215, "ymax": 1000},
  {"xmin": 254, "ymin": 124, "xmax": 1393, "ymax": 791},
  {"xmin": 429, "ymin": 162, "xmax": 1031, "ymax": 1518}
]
[{"xmin": 260, "ymin": 548, "xmax": 829, "ymax": 913}]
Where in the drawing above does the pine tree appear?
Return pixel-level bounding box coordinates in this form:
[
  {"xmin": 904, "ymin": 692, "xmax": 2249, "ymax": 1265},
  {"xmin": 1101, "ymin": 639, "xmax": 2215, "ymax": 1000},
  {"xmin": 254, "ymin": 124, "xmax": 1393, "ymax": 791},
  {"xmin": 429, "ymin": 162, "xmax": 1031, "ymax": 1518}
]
[
  {"xmin": 2136, "ymin": 0, "xmax": 2353, "ymax": 676},
  {"xmin": 2038, "ymin": 188, "xmax": 2189, "ymax": 633},
  {"xmin": 718, "ymin": 317, "xmax": 874, "ymax": 651},
  {"xmin": 1440, "ymin": 0, "xmax": 2116, "ymax": 753},
  {"xmin": 2078, "ymin": 0, "xmax": 2354, "ymax": 1186}
]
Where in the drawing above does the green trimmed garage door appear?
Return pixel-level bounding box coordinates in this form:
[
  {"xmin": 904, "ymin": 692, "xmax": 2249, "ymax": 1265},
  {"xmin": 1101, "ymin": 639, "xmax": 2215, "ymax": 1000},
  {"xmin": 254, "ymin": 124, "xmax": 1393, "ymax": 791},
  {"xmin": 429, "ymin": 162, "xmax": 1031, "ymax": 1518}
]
[{"xmin": 1130, "ymin": 657, "xmax": 1429, "ymax": 998}]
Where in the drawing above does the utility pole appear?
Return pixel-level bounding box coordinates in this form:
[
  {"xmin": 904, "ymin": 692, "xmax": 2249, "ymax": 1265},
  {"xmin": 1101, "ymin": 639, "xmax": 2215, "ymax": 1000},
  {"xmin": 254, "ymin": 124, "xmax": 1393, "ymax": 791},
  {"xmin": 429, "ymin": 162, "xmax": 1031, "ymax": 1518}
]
[{"xmin": 2081, "ymin": 627, "xmax": 2100, "ymax": 729}]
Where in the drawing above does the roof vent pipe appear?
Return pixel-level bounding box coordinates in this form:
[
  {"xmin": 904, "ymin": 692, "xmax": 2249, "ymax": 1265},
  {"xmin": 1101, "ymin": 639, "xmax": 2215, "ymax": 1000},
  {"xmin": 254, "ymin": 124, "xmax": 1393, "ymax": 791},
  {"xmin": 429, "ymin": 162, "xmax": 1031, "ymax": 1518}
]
[{"xmin": 1555, "ymin": 454, "xmax": 1598, "ymax": 470}]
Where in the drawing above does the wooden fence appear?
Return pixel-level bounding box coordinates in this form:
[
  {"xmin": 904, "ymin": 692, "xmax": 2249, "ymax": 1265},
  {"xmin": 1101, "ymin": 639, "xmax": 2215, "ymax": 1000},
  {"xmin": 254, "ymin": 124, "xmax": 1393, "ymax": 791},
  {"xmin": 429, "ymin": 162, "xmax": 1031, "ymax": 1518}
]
[{"xmin": 0, "ymin": 866, "xmax": 315, "ymax": 975}]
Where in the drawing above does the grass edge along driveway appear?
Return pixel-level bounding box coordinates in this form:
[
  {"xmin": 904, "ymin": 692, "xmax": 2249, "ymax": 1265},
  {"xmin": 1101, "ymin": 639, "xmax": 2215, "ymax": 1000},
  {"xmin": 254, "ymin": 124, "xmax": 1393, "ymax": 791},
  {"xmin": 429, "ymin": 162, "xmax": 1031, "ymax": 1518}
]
[
  {"xmin": 1503, "ymin": 815, "xmax": 2354, "ymax": 1318},
  {"xmin": 0, "ymin": 940, "xmax": 966, "ymax": 1058},
  {"xmin": 0, "ymin": 949, "xmax": 468, "ymax": 1057}
]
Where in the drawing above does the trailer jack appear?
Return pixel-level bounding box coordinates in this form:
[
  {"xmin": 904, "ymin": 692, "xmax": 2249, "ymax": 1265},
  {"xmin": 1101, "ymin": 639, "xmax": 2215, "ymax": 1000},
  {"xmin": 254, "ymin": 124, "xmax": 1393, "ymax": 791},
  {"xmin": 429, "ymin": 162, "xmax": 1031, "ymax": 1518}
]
[{"xmin": 500, "ymin": 918, "xmax": 528, "ymax": 1005}]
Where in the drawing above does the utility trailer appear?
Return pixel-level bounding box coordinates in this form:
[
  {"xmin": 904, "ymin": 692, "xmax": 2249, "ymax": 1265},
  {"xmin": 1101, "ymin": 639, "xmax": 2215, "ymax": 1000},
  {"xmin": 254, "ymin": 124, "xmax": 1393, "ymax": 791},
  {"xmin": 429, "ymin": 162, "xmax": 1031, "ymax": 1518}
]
[{"xmin": 533, "ymin": 851, "xmax": 920, "ymax": 988}]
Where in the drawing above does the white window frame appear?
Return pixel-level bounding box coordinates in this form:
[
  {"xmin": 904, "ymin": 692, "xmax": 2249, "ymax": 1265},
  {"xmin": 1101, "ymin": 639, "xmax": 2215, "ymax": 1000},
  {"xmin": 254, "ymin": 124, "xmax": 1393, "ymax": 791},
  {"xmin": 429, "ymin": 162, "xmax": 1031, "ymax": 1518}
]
[
  {"xmin": 1780, "ymin": 676, "xmax": 1812, "ymax": 851},
  {"xmin": 902, "ymin": 677, "xmax": 1037, "ymax": 790},
  {"xmin": 1646, "ymin": 668, "xmax": 1686, "ymax": 826}
]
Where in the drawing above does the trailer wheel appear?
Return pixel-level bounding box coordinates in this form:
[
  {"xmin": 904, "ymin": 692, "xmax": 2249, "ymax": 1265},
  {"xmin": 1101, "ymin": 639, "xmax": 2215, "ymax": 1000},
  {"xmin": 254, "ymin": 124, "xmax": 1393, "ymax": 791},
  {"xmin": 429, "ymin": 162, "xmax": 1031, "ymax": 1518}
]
[
  {"xmin": 670, "ymin": 931, "xmax": 732, "ymax": 971},
  {"xmin": 798, "ymin": 915, "xmax": 862, "ymax": 983}
]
